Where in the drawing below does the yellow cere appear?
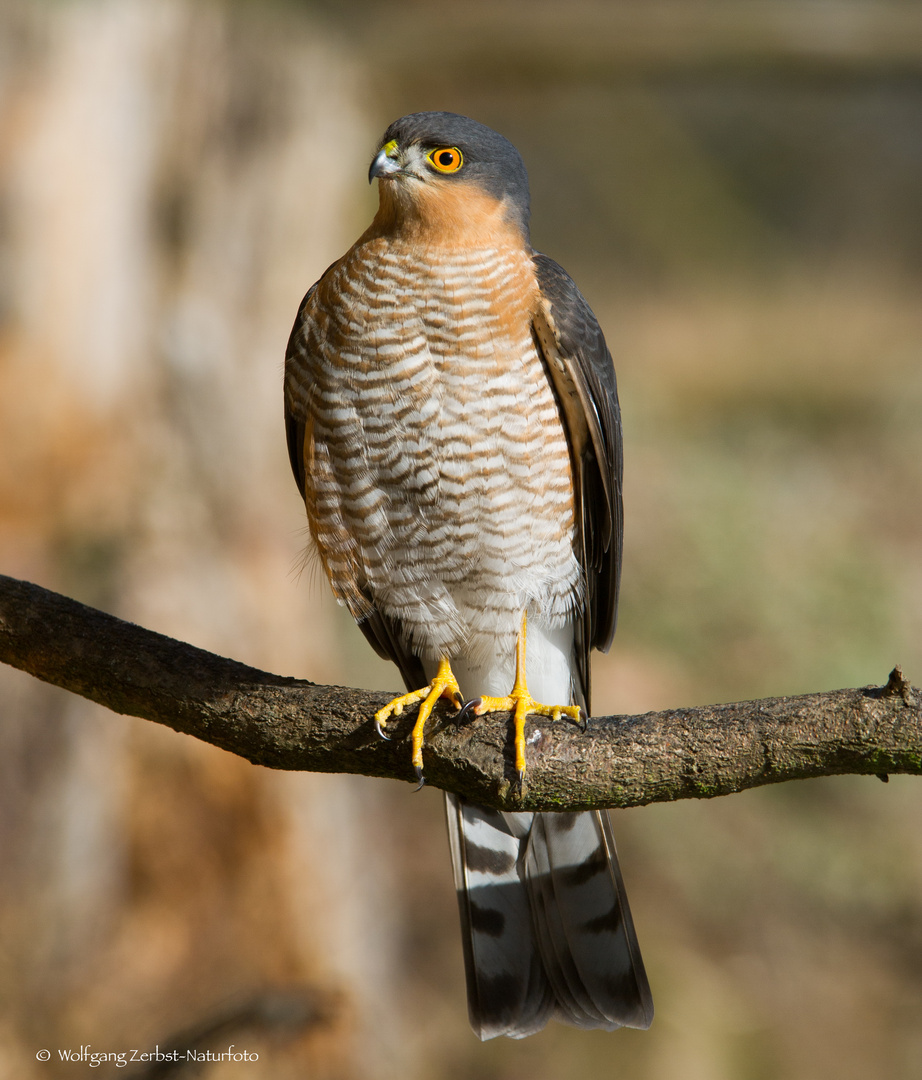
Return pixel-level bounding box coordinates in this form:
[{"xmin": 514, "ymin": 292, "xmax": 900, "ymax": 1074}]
[
  {"xmin": 427, "ymin": 146, "xmax": 463, "ymax": 174},
  {"xmin": 383, "ymin": 139, "xmax": 399, "ymax": 158}
]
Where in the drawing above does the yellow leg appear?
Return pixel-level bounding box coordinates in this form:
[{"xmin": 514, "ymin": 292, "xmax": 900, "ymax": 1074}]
[
  {"xmin": 374, "ymin": 657, "xmax": 463, "ymax": 782},
  {"xmin": 473, "ymin": 613, "xmax": 581, "ymax": 781}
]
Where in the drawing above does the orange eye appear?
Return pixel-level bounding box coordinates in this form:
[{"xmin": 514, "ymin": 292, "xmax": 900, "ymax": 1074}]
[{"xmin": 426, "ymin": 146, "xmax": 463, "ymax": 174}]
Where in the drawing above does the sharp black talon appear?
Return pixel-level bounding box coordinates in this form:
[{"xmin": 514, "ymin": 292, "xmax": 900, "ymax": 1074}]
[
  {"xmin": 578, "ymin": 714, "xmax": 588, "ymax": 733},
  {"xmin": 457, "ymin": 697, "xmax": 482, "ymax": 724},
  {"xmin": 451, "ymin": 691, "xmax": 465, "ymax": 709},
  {"xmin": 515, "ymin": 768, "xmax": 525, "ymax": 792},
  {"xmin": 374, "ymin": 718, "xmax": 391, "ymax": 741},
  {"xmin": 413, "ymin": 766, "xmax": 426, "ymax": 792}
]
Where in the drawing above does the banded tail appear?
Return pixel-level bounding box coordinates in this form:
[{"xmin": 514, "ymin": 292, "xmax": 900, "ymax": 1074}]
[{"xmin": 445, "ymin": 796, "xmax": 653, "ymax": 1039}]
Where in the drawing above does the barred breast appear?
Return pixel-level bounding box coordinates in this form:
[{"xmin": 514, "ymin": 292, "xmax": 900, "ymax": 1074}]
[{"xmin": 285, "ymin": 234, "xmax": 581, "ymax": 668}]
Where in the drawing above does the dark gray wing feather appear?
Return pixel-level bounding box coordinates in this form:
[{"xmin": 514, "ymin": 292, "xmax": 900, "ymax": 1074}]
[
  {"xmin": 532, "ymin": 253, "xmax": 623, "ymax": 706},
  {"xmin": 284, "ymin": 283, "xmax": 318, "ymax": 500}
]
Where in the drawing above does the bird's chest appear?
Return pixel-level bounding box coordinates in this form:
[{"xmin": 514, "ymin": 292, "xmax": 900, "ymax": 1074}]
[
  {"xmin": 319, "ymin": 239, "xmax": 539, "ymax": 398},
  {"xmin": 302, "ymin": 239, "xmax": 576, "ymax": 586}
]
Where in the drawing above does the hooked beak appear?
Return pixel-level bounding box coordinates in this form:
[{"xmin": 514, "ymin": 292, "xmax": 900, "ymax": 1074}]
[{"xmin": 368, "ymin": 140, "xmax": 403, "ymax": 183}]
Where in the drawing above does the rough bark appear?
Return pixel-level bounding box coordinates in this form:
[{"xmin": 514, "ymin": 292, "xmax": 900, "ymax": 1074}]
[{"xmin": 0, "ymin": 573, "xmax": 918, "ymax": 812}]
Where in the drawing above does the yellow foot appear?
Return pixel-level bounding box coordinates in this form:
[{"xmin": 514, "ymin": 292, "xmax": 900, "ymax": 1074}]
[
  {"xmin": 469, "ymin": 614, "xmax": 580, "ymax": 782},
  {"xmin": 374, "ymin": 657, "xmax": 463, "ymax": 785},
  {"xmin": 473, "ymin": 692, "xmax": 580, "ymax": 782}
]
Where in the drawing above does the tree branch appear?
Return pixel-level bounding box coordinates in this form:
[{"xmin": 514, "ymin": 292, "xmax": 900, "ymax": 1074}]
[{"xmin": 0, "ymin": 573, "xmax": 919, "ymax": 811}]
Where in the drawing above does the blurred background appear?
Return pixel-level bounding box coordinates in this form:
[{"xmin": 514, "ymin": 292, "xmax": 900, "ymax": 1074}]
[{"xmin": 1, "ymin": 0, "xmax": 921, "ymax": 1076}]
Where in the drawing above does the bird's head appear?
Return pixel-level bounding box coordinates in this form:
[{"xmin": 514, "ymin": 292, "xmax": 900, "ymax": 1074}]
[{"xmin": 367, "ymin": 112, "xmax": 531, "ymax": 243}]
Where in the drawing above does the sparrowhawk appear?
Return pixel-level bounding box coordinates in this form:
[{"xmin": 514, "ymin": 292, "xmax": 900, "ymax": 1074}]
[{"xmin": 284, "ymin": 111, "xmax": 653, "ymax": 1040}]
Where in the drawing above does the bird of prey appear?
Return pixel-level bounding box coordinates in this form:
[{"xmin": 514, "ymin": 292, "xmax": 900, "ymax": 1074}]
[{"xmin": 284, "ymin": 111, "xmax": 653, "ymax": 1040}]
